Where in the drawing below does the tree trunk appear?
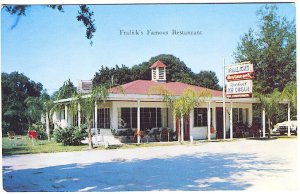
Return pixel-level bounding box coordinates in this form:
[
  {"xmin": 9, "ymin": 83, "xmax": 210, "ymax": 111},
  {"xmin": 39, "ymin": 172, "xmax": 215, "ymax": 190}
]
[
  {"xmin": 46, "ymin": 112, "xmax": 50, "ymax": 141},
  {"xmin": 88, "ymin": 125, "xmax": 93, "ymax": 150},
  {"xmin": 268, "ymin": 117, "xmax": 271, "ymax": 139},
  {"xmin": 176, "ymin": 117, "xmax": 180, "ymax": 143},
  {"xmin": 180, "ymin": 115, "xmax": 184, "ymax": 143}
]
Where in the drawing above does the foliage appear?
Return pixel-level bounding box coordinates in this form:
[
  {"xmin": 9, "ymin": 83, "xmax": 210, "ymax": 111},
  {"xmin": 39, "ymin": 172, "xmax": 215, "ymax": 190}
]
[
  {"xmin": 53, "ymin": 126, "xmax": 88, "ymax": 146},
  {"xmin": 255, "ymin": 89, "xmax": 281, "ymax": 138},
  {"xmin": 234, "ymin": 5, "xmax": 296, "ymax": 94},
  {"xmin": 174, "ymin": 88, "xmax": 212, "ymax": 118},
  {"xmin": 2, "ymin": 72, "xmax": 43, "ymax": 134},
  {"xmin": 52, "ymin": 79, "xmax": 77, "ymax": 100},
  {"xmin": 281, "ymin": 82, "xmax": 297, "ymax": 109},
  {"xmin": 77, "ymin": 5, "xmax": 96, "ymax": 45},
  {"xmin": 3, "ymin": 5, "xmax": 96, "ymax": 44},
  {"xmin": 93, "ymin": 54, "xmax": 222, "ymax": 90},
  {"xmin": 149, "ymin": 85, "xmax": 212, "ymax": 142},
  {"xmin": 69, "ymin": 85, "xmax": 110, "ymax": 149},
  {"xmin": 194, "ymin": 71, "xmax": 222, "ymax": 90},
  {"xmin": 31, "ymin": 122, "xmax": 47, "ymax": 140},
  {"xmin": 24, "ymin": 96, "xmax": 43, "ymax": 127},
  {"xmin": 93, "ymin": 65, "xmax": 132, "ymax": 87}
]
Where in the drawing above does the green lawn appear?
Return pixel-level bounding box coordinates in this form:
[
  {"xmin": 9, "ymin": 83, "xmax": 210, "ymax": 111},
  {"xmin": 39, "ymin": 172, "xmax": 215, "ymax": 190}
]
[
  {"xmin": 2, "ymin": 136, "xmax": 90, "ymax": 156},
  {"xmin": 2, "ymin": 135, "xmax": 185, "ymax": 156},
  {"xmin": 3, "ymin": 135, "xmax": 295, "ymax": 156}
]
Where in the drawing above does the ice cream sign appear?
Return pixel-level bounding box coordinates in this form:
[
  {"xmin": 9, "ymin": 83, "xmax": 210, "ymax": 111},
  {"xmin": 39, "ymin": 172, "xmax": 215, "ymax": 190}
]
[
  {"xmin": 226, "ymin": 80, "xmax": 253, "ymax": 98},
  {"xmin": 226, "ymin": 62, "xmax": 254, "ymax": 98}
]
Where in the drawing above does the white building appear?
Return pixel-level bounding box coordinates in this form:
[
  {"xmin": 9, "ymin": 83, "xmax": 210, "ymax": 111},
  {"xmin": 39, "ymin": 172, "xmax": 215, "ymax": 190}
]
[{"xmin": 53, "ymin": 60, "xmax": 259, "ymax": 141}]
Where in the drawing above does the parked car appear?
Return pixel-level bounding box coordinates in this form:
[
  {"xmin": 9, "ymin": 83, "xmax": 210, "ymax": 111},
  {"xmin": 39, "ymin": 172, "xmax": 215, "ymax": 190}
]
[{"xmin": 276, "ymin": 119, "xmax": 297, "ymax": 135}]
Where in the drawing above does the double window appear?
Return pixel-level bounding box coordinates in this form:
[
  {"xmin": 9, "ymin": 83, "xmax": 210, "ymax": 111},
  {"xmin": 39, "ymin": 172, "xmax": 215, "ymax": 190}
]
[
  {"xmin": 97, "ymin": 108, "xmax": 110, "ymax": 129},
  {"xmin": 118, "ymin": 107, "xmax": 167, "ymax": 130},
  {"xmin": 233, "ymin": 108, "xmax": 248, "ymax": 125},
  {"xmin": 194, "ymin": 108, "xmax": 208, "ymax": 127},
  {"xmin": 118, "ymin": 108, "xmax": 137, "ymax": 128}
]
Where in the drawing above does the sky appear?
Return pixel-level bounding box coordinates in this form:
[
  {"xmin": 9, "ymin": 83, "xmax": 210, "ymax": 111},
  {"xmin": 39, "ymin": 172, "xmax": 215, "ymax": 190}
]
[{"xmin": 1, "ymin": 3, "xmax": 296, "ymax": 95}]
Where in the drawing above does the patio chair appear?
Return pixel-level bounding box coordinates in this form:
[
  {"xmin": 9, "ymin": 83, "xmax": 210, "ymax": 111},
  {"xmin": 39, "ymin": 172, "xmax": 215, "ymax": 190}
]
[
  {"xmin": 149, "ymin": 128, "xmax": 160, "ymax": 141},
  {"xmin": 160, "ymin": 128, "xmax": 169, "ymax": 142},
  {"xmin": 7, "ymin": 131, "xmax": 16, "ymax": 147}
]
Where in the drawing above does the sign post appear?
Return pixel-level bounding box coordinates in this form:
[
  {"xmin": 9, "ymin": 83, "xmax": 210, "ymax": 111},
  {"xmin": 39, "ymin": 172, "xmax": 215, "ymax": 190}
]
[{"xmin": 224, "ymin": 61, "xmax": 254, "ymax": 140}]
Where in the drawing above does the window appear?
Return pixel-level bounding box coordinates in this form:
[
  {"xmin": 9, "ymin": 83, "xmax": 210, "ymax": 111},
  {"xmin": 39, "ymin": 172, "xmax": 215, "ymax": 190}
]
[
  {"xmin": 158, "ymin": 67, "xmax": 165, "ymax": 79},
  {"xmin": 118, "ymin": 107, "xmax": 166, "ymax": 130},
  {"xmin": 97, "ymin": 108, "xmax": 110, "ymax": 129},
  {"xmin": 194, "ymin": 108, "xmax": 207, "ymax": 127},
  {"xmin": 61, "ymin": 110, "xmax": 65, "ymax": 120},
  {"xmin": 233, "ymin": 108, "xmax": 243, "ymax": 125},
  {"xmin": 152, "ymin": 69, "xmax": 157, "ymax": 80},
  {"xmin": 140, "ymin": 108, "xmax": 161, "ymax": 130},
  {"xmin": 73, "ymin": 112, "xmax": 78, "ymax": 126},
  {"xmin": 118, "ymin": 108, "xmax": 137, "ymax": 128}
]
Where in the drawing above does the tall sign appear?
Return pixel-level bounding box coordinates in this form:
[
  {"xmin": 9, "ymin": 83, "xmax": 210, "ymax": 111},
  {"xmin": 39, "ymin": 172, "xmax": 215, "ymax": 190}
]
[{"xmin": 226, "ymin": 62, "xmax": 254, "ymax": 98}]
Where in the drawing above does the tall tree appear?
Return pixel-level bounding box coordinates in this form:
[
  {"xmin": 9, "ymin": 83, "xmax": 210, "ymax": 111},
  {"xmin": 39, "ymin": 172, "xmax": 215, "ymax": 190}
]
[
  {"xmin": 2, "ymin": 72, "xmax": 43, "ymax": 133},
  {"xmin": 234, "ymin": 5, "xmax": 296, "ymax": 94},
  {"xmin": 93, "ymin": 54, "xmax": 221, "ymax": 90},
  {"xmin": 93, "ymin": 65, "xmax": 132, "ymax": 87},
  {"xmin": 52, "ymin": 79, "xmax": 77, "ymax": 100},
  {"xmin": 195, "ymin": 70, "xmax": 222, "ymax": 90}
]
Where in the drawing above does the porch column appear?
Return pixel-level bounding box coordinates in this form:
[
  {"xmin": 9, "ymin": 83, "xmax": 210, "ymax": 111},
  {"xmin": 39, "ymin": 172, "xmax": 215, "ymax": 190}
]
[
  {"xmin": 94, "ymin": 102, "xmax": 98, "ymax": 145},
  {"xmin": 180, "ymin": 115, "xmax": 184, "ymax": 143},
  {"xmin": 207, "ymin": 102, "xmax": 211, "ymax": 140},
  {"xmin": 223, "ymin": 102, "xmax": 226, "ymax": 140},
  {"xmin": 64, "ymin": 104, "xmax": 68, "ymax": 125},
  {"xmin": 213, "ymin": 107, "xmax": 217, "ymax": 137},
  {"xmin": 230, "ymin": 101, "xmax": 233, "ymax": 140},
  {"xmin": 137, "ymin": 100, "xmax": 141, "ymax": 144},
  {"xmin": 262, "ymin": 108, "xmax": 266, "ymax": 138},
  {"xmin": 46, "ymin": 112, "xmax": 50, "ymax": 141},
  {"xmin": 78, "ymin": 103, "xmax": 81, "ymax": 127},
  {"xmin": 173, "ymin": 111, "xmax": 176, "ymax": 132},
  {"xmin": 288, "ymin": 102, "xmax": 291, "ymax": 137}
]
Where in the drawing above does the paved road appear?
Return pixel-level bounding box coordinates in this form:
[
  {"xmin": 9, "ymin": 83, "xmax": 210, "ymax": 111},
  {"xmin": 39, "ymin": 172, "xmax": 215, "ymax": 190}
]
[{"xmin": 2, "ymin": 138, "xmax": 298, "ymax": 191}]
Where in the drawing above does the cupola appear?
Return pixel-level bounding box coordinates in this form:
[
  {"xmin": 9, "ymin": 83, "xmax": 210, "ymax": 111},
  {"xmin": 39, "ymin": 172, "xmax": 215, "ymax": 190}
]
[{"xmin": 150, "ymin": 60, "xmax": 167, "ymax": 82}]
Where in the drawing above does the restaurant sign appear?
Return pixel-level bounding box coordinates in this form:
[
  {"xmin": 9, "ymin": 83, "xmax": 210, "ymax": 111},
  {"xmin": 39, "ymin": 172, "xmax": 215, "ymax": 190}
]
[
  {"xmin": 226, "ymin": 80, "xmax": 253, "ymax": 98},
  {"xmin": 227, "ymin": 62, "xmax": 253, "ymax": 75}
]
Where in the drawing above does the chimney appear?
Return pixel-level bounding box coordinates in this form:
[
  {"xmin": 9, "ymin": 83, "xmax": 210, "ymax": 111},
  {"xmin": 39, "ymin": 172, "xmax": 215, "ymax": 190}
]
[{"xmin": 150, "ymin": 60, "xmax": 167, "ymax": 82}]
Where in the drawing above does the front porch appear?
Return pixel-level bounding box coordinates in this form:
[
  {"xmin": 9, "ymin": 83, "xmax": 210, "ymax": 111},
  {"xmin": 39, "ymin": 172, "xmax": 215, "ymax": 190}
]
[{"xmin": 53, "ymin": 94, "xmax": 256, "ymax": 145}]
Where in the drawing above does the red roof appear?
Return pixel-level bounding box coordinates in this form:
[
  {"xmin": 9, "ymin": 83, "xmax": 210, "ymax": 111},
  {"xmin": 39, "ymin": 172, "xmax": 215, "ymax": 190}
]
[
  {"xmin": 150, "ymin": 60, "xmax": 167, "ymax": 68},
  {"xmin": 109, "ymin": 80, "xmax": 222, "ymax": 97}
]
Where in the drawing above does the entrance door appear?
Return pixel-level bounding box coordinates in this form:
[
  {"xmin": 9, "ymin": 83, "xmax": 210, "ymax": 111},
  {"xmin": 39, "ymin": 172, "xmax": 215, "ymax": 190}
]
[
  {"xmin": 216, "ymin": 107, "xmax": 224, "ymax": 139},
  {"xmin": 175, "ymin": 115, "xmax": 190, "ymax": 141},
  {"xmin": 183, "ymin": 115, "xmax": 190, "ymax": 141}
]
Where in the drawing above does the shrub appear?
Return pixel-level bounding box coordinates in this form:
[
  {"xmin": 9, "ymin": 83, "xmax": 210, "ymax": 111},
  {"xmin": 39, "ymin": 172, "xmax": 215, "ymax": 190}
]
[
  {"xmin": 53, "ymin": 126, "xmax": 88, "ymax": 146},
  {"xmin": 31, "ymin": 123, "xmax": 47, "ymax": 140}
]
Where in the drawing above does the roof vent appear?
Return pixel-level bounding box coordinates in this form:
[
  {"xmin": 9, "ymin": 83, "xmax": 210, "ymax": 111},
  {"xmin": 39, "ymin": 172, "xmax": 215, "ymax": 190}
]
[{"xmin": 150, "ymin": 60, "xmax": 167, "ymax": 82}]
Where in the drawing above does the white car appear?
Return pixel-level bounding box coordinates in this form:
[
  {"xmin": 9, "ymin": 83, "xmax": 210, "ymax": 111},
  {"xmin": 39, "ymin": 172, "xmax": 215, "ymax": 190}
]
[{"xmin": 276, "ymin": 120, "xmax": 297, "ymax": 135}]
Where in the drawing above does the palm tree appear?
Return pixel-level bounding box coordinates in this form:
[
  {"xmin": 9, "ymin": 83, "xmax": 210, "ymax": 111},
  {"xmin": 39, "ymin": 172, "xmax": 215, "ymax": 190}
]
[
  {"xmin": 280, "ymin": 82, "xmax": 296, "ymax": 136},
  {"xmin": 149, "ymin": 86, "xmax": 211, "ymax": 143},
  {"xmin": 255, "ymin": 89, "xmax": 281, "ymax": 138},
  {"xmin": 24, "ymin": 96, "xmax": 43, "ymax": 130},
  {"xmin": 69, "ymin": 85, "xmax": 109, "ymax": 149},
  {"xmin": 25, "ymin": 92, "xmax": 54, "ymax": 140},
  {"xmin": 281, "ymin": 82, "xmax": 296, "ymax": 109}
]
